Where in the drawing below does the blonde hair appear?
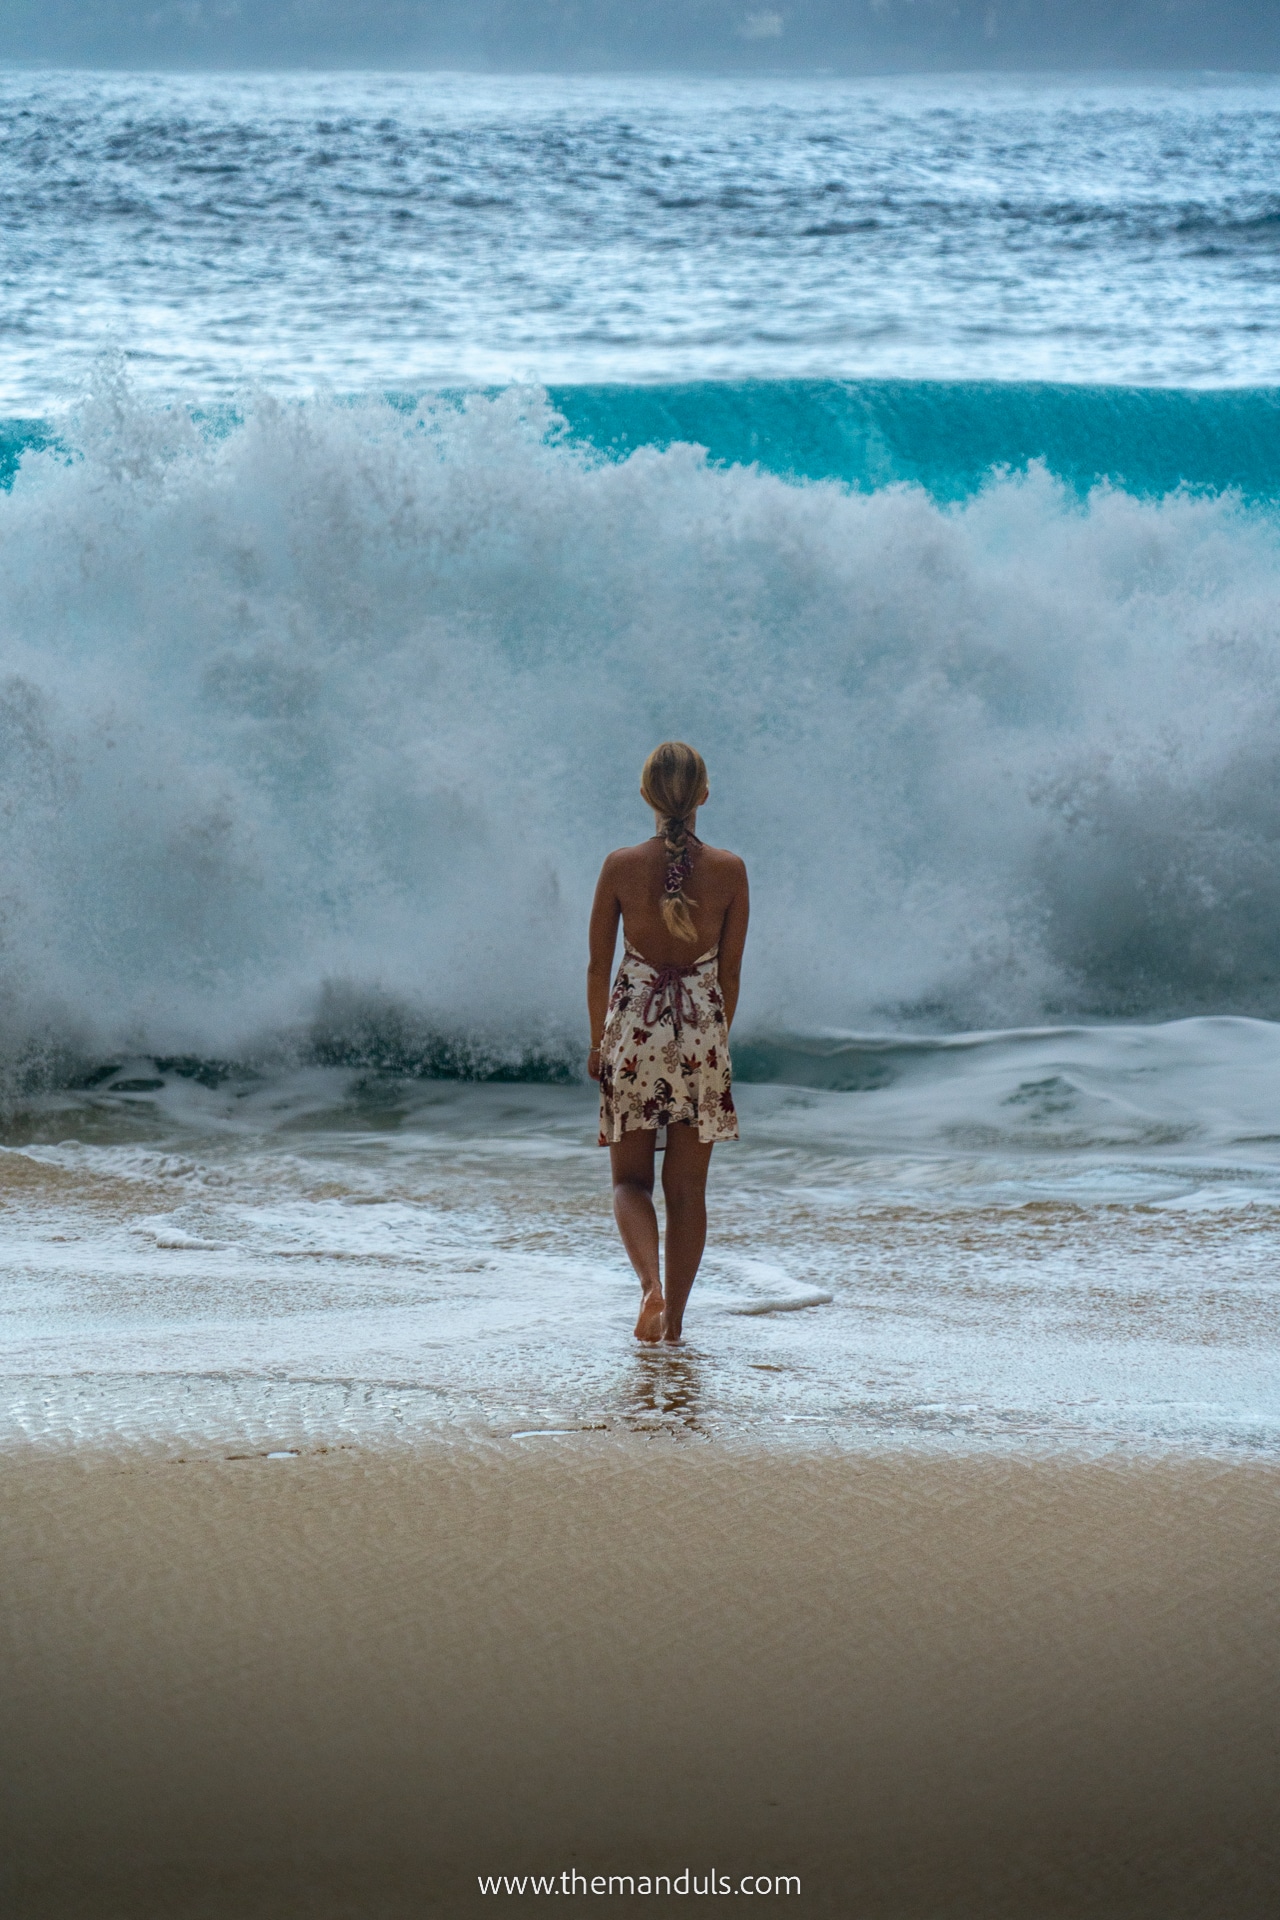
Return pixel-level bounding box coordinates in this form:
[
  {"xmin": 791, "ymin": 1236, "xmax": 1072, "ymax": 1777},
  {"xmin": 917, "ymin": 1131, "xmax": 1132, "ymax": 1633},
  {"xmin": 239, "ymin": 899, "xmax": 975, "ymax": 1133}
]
[{"xmin": 641, "ymin": 740, "xmax": 708, "ymax": 943}]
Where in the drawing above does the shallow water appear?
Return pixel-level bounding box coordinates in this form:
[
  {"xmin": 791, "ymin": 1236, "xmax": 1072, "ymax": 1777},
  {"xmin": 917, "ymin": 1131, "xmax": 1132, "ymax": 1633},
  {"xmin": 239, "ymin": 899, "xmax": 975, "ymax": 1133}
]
[{"xmin": 4, "ymin": 1026, "xmax": 1278, "ymax": 1455}]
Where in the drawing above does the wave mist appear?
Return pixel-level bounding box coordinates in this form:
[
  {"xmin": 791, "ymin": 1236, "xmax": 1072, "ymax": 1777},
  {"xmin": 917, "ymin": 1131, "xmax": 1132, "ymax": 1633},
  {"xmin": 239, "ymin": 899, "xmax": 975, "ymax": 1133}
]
[{"xmin": 4, "ymin": 377, "xmax": 1280, "ymax": 1083}]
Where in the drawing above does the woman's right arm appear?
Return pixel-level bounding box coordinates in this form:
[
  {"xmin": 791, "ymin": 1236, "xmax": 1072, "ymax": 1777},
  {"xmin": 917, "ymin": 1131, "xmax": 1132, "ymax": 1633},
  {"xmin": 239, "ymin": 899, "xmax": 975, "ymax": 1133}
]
[{"xmin": 586, "ymin": 856, "xmax": 622, "ymax": 1080}]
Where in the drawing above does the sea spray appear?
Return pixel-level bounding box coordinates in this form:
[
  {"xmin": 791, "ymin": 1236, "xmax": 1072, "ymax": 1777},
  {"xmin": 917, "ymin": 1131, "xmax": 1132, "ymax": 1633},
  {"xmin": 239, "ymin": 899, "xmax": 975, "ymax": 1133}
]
[{"xmin": 4, "ymin": 377, "xmax": 1280, "ymax": 1085}]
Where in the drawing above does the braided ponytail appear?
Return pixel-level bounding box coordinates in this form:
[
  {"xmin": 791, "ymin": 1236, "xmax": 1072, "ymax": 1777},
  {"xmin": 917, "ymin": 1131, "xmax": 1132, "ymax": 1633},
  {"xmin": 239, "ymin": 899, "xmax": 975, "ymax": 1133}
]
[{"xmin": 640, "ymin": 741, "xmax": 708, "ymax": 943}]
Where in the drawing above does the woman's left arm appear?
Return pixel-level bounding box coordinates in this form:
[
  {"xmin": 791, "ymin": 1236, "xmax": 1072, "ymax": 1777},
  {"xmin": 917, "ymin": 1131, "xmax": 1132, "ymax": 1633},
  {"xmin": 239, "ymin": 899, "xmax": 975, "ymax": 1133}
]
[
  {"xmin": 717, "ymin": 858, "xmax": 750, "ymax": 1031},
  {"xmin": 586, "ymin": 857, "xmax": 622, "ymax": 1080}
]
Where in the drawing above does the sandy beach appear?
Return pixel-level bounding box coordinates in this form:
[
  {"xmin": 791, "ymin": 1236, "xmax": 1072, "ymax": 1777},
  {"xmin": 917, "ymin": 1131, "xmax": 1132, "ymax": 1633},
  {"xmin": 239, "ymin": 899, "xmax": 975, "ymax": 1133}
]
[{"xmin": 2, "ymin": 1440, "xmax": 1276, "ymax": 1918}]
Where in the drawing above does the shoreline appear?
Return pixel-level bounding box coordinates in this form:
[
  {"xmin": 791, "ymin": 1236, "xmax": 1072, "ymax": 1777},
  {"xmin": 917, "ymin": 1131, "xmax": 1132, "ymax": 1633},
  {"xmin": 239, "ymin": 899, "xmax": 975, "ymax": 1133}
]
[{"xmin": 3, "ymin": 1439, "xmax": 1277, "ymax": 1917}]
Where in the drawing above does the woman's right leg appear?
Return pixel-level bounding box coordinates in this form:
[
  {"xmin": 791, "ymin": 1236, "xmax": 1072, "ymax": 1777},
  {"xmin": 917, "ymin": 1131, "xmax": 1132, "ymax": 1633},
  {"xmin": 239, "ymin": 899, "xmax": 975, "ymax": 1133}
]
[{"xmin": 609, "ymin": 1128, "xmax": 663, "ymax": 1341}]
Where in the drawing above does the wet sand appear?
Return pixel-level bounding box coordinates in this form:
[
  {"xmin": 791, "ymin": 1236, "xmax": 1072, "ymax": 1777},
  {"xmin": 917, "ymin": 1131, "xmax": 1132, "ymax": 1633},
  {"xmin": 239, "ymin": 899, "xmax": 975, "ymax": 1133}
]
[{"xmin": 1, "ymin": 1441, "xmax": 1277, "ymax": 1918}]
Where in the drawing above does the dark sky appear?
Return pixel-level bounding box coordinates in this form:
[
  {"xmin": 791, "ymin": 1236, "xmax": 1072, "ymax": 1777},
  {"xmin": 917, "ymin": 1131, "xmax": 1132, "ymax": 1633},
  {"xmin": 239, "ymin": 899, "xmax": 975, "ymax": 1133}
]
[{"xmin": 2, "ymin": 0, "xmax": 1278, "ymax": 72}]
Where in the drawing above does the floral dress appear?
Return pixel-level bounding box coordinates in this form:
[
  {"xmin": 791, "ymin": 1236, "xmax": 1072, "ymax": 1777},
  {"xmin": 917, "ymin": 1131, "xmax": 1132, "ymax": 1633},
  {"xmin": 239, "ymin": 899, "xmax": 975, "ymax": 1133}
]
[{"xmin": 598, "ymin": 943, "xmax": 738, "ymax": 1146}]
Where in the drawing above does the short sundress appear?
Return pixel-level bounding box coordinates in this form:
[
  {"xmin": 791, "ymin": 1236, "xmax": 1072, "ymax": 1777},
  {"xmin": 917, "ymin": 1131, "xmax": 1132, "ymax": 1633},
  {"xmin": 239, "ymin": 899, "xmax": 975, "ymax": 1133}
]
[{"xmin": 597, "ymin": 942, "xmax": 738, "ymax": 1146}]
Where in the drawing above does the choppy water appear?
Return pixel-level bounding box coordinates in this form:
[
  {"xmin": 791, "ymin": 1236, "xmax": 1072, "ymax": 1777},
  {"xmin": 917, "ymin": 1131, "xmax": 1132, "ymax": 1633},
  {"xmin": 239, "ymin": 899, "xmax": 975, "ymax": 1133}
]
[
  {"xmin": 3, "ymin": 69, "xmax": 1280, "ymax": 403},
  {"xmin": 3, "ymin": 68, "xmax": 1279, "ymax": 1453}
]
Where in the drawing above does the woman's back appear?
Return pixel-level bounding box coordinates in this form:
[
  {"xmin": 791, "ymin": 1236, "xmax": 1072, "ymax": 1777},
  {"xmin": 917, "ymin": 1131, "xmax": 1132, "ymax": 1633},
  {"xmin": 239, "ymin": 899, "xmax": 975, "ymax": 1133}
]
[{"xmin": 605, "ymin": 836, "xmax": 745, "ymax": 966}]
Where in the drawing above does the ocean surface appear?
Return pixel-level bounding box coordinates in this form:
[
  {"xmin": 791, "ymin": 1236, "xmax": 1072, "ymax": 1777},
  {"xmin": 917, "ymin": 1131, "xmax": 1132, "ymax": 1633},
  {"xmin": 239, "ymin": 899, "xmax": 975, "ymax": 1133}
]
[
  {"xmin": 2, "ymin": 69, "xmax": 1279, "ymax": 1454},
  {"xmin": 4, "ymin": 69, "xmax": 1280, "ymax": 398}
]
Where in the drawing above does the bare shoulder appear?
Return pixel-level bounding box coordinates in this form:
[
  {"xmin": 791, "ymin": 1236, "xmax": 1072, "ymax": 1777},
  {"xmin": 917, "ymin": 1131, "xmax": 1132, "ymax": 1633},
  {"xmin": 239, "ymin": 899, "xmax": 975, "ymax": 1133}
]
[
  {"xmin": 699, "ymin": 842, "xmax": 748, "ymax": 881},
  {"xmin": 595, "ymin": 841, "xmax": 651, "ymax": 892},
  {"xmin": 601, "ymin": 841, "xmax": 653, "ymax": 871}
]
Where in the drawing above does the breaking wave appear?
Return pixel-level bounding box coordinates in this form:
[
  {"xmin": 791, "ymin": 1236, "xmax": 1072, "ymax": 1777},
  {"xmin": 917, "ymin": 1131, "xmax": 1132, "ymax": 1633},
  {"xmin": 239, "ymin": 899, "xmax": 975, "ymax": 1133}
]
[{"xmin": 3, "ymin": 372, "xmax": 1280, "ymax": 1086}]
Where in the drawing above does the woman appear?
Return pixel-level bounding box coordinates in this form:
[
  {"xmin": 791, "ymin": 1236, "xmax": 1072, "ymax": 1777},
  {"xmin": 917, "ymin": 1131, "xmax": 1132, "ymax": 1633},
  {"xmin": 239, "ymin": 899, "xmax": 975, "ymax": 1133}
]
[{"xmin": 588, "ymin": 741, "xmax": 749, "ymax": 1344}]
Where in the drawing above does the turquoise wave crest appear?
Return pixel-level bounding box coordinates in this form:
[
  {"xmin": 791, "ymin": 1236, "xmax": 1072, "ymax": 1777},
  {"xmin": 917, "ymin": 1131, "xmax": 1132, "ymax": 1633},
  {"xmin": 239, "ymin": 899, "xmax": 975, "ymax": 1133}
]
[
  {"xmin": 5, "ymin": 379, "xmax": 1280, "ymax": 503},
  {"xmin": 549, "ymin": 378, "xmax": 1280, "ymax": 503}
]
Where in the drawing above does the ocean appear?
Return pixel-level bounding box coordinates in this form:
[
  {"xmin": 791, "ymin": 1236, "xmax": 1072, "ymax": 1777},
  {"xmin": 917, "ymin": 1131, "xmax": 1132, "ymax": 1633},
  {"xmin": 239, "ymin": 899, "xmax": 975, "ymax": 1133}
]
[
  {"xmin": 2, "ymin": 68, "xmax": 1279, "ymax": 1456},
  {"xmin": 4, "ymin": 67, "xmax": 1280, "ymax": 398}
]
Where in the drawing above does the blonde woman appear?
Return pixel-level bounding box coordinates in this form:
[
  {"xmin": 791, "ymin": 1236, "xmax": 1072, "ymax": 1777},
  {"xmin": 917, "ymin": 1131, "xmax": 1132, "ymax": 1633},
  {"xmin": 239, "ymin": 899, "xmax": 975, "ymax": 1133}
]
[{"xmin": 588, "ymin": 742, "xmax": 749, "ymax": 1343}]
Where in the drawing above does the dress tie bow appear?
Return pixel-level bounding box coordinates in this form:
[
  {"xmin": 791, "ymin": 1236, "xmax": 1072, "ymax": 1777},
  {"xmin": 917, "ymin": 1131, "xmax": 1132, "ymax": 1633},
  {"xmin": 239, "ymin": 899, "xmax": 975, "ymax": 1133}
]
[{"xmin": 641, "ymin": 961, "xmax": 702, "ymax": 1036}]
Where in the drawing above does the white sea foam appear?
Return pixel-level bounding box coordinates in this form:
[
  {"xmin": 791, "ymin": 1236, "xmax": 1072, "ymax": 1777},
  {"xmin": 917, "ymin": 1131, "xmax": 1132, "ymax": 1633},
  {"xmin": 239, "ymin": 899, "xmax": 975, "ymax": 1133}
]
[
  {"xmin": 2, "ymin": 1039, "xmax": 1279, "ymax": 1455},
  {"xmin": 4, "ymin": 381, "xmax": 1280, "ymax": 1085}
]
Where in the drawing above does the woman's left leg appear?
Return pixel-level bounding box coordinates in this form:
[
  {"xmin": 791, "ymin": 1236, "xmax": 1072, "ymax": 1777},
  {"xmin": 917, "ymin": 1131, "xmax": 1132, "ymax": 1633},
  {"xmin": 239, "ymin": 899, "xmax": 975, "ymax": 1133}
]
[{"xmin": 609, "ymin": 1127, "xmax": 664, "ymax": 1341}]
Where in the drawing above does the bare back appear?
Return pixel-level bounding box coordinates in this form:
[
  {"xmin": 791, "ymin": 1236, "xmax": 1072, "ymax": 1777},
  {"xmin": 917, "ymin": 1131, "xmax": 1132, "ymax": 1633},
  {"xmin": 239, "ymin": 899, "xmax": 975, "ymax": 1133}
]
[{"xmin": 589, "ymin": 836, "xmax": 749, "ymax": 988}]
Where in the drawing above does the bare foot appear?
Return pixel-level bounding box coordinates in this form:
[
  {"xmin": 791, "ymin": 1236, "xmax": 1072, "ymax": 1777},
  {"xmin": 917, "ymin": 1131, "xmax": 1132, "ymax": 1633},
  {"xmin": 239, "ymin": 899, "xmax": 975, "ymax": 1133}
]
[
  {"xmin": 634, "ymin": 1288, "xmax": 664, "ymax": 1342},
  {"xmin": 660, "ymin": 1310, "xmax": 683, "ymax": 1343}
]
